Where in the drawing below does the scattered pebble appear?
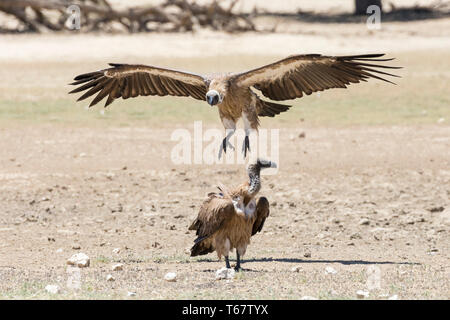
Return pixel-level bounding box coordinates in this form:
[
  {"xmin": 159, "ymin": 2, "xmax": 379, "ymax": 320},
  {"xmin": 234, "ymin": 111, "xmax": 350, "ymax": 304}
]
[
  {"xmin": 72, "ymin": 244, "xmax": 81, "ymax": 250},
  {"xmin": 330, "ymin": 217, "xmax": 340, "ymax": 224},
  {"xmin": 356, "ymin": 290, "xmax": 370, "ymax": 299},
  {"xmin": 389, "ymin": 294, "xmax": 399, "ymax": 300},
  {"xmin": 106, "ymin": 274, "xmax": 115, "ymax": 282},
  {"xmin": 56, "ymin": 248, "xmax": 63, "ymax": 253},
  {"xmin": 127, "ymin": 291, "xmax": 136, "ymax": 297},
  {"xmin": 303, "ymin": 251, "xmax": 311, "ymax": 258},
  {"xmin": 359, "ymin": 218, "xmax": 370, "ymax": 226},
  {"xmin": 350, "ymin": 232, "xmax": 362, "ymax": 240},
  {"xmin": 325, "ymin": 266, "xmax": 337, "ymax": 274},
  {"xmin": 215, "ymin": 267, "xmax": 235, "ymax": 280},
  {"xmin": 291, "ymin": 266, "xmax": 302, "ymax": 273},
  {"xmin": 67, "ymin": 253, "xmax": 90, "ymax": 268},
  {"xmin": 112, "ymin": 248, "xmax": 121, "ymax": 254},
  {"xmin": 112, "ymin": 263, "xmax": 124, "ymax": 271},
  {"xmin": 164, "ymin": 272, "xmax": 177, "ymax": 282},
  {"xmin": 45, "ymin": 285, "xmax": 60, "ymax": 294}
]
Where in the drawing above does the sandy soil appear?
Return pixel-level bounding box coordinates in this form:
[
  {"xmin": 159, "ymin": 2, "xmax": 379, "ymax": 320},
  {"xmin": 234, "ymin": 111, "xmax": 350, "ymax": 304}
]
[
  {"xmin": 0, "ymin": 13, "xmax": 449, "ymax": 299},
  {"xmin": 0, "ymin": 124, "xmax": 448, "ymax": 299}
]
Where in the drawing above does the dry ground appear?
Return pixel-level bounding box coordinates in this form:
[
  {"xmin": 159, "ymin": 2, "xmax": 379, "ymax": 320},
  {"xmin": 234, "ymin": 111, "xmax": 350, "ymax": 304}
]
[{"xmin": 0, "ymin": 13, "xmax": 449, "ymax": 299}]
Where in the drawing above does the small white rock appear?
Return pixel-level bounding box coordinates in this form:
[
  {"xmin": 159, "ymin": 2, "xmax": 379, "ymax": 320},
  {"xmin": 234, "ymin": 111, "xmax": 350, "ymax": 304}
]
[
  {"xmin": 106, "ymin": 274, "xmax": 115, "ymax": 282},
  {"xmin": 325, "ymin": 266, "xmax": 337, "ymax": 274},
  {"xmin": 127, "ymin": 291, "xmax": 136, "ymax": 297},
  {"xmin": 215, "ymin": 267, "xmax": 235, "ymax": 280},
  {"xmin": 45, "ymin": 285, "xmax": 60, "ymax": 294},
  {"xmin": 164, "ymin": 272, "xmax": 177, "ymax": 282},
  {"xmin": 67, "ymin": 253, "xmax": 90, "ymax": 268},
  {"xmin": 56, "ymin": 248, "xmax": 63, "ymax": 253},
  {"xmin": 437, "ymin": 118, "xmax": 445, "ymax": 124},
  {"xmin": 356, "ymin": 290, "xmax": 370, "ymax": 299},
  {"xmin": 359, "ymin": 218, "xmax": 370, "ymax": 226},
  {"xmin": 112, "ymin": 248, "xmax": 121, "ymax": 254},
  {"xmin": 291, "ymin": 266, "xmax": 302, "ymax": 273},
  {"xmin": 389, "ymin": 294, "xmax": 399, "ymax": 300},
  {"xmin": 112, "ymin": 263, "xmax": 124, "ymax": 271}
]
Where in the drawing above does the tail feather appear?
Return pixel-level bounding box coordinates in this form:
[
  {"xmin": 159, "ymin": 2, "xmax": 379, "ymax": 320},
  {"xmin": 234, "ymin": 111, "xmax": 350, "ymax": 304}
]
[
  {"xmin": 190, "ymin": 237, "xmax": 215, "ymax": 256},
  {"xmin": 258, "ymin": 99, "xmax": 291, "ymax": 117}
]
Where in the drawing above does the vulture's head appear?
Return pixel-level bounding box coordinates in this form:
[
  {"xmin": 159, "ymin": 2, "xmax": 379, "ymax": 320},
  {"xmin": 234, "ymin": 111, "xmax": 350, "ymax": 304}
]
[
  {"xmin": 206, "ymin": 79, "xmax": 228, "ymax": 106},
  {"xmin": 247, "ymin": 158, "xmax": 277, "ymax": 174}
]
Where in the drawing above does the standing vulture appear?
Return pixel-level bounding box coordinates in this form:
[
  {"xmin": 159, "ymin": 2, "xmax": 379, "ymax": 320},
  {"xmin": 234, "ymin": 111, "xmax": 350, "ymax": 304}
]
[
  {"xmin": 69, "ymin": 54, "xmax": 400, "ymax": 157},
  {"xmin": 188, "ymin": 158, "xmax": 275, "ymax": 271}
]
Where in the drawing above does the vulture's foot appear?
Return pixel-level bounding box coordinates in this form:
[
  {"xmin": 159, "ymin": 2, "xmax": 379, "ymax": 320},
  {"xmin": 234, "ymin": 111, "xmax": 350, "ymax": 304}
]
[
  {"xmin": 218, "ymin": 137, "xmax": 235, "ymax": 159},
  {"xmin": 225, "ymin": 256, "xmax": 231, "ymax": 269},
  {"xmin": 242, "ymin": 136, "xmax": 250, "ymax": 158},
  {"xmin": 234, "ymin": 253, "xmax": 242, "ymax": 271}
]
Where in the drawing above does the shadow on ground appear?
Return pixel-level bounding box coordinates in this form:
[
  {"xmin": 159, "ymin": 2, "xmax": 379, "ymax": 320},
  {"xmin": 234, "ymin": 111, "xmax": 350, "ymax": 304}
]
[{"xmin": 197, "ymin": 257, "xmax": 420, "ymax": 266}]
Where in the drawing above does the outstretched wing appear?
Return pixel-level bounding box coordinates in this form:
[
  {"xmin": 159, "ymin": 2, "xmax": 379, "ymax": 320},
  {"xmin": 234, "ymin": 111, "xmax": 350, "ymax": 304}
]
[
  {"xmin": 252, "ymin": 197, "xmax": 270, "ymax": 236},
  {"xmin": 188, "ymin": 194, "xmax": 235, "ymax": 241},
  {"xmin": 69, "ymin": 64, "xmax": 208, "ymax": 107},
  {"xmin": 233, "ymin": 54, "xmax": 401, "ymax": 101}
]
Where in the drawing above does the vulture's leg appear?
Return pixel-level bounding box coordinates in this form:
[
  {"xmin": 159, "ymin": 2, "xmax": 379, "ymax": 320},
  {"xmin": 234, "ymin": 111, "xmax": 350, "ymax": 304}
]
[
  {"xmin": 235, "ymin": 252, "xmax": 242, "ymax": 271},
  {"xmin": 241, "ymin": 112, "xmax": 257, "ymax": 158},
  {"xmin": 225, "ymin": 256, "xmax": 231, "ymax": 269},
  {"xmin": 242, "ymin": 134, "xmax": 250, "ymax": 158},
  {"xmin": 218, "ymin": 125, "xmax": 236, "ymax": 159}
]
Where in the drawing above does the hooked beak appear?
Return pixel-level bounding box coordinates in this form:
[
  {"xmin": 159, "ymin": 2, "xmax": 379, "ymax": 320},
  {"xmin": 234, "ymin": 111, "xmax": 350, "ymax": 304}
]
[
  {"xmin": 257, "ymin": 159, "xmax": 277, "ymax": 169},
  {"xmin": 206, "ymin": 90, "xmax": 220, "ymax": 106}
]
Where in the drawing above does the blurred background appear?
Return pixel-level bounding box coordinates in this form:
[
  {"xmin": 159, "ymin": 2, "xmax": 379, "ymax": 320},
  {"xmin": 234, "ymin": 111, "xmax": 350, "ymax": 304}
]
[{"xmin": 0, "ymin": 0, "xmax": 448, "ymax": 127}]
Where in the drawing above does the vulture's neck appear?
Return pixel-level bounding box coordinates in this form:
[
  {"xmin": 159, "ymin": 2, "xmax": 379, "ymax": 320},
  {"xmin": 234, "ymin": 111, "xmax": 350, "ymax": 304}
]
[{"xmin": 247, "ymin": 166, "xmax": 261, "ymax": 196}]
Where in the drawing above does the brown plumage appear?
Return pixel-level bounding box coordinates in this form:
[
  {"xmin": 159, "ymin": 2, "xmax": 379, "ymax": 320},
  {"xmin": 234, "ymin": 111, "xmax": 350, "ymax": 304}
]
[
  {"xmin": 69, "ymin": 54, "xmax": 401, "ymax": 158},
  {"xmin": 188, "ymin": 159, "xmax": 274, "ymax": 271}
]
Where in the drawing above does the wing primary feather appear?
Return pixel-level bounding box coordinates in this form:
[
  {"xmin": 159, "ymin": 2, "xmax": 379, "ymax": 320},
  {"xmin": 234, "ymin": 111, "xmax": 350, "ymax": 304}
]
[
  {"xmin": 350, "ymin": 62, "xmax": 402, "ymax": 69},
  {"xmin": 76, "ymin": 80, "xmax": 106, "ymax": 102},
  {"xmin": 339, "ymin": 53, "xmax": 386, "ymax": 60},
  {"xmin": 359, "ymin": 70, "xmax": 397, "ymax": 85},
  {"xmin": 69, "ymin": 77, "xmax": 102, "ymax": 94},
  {"xmin": 73, "ymin": 72, "xmax": 102, "ymax": 81},
  {"xmin": 89, "ymin": 79, "xmax": 115, "ymax": 107},
  {"xmin": 360, "ymin": 66, "xmax": 401, "ymax": 78}
]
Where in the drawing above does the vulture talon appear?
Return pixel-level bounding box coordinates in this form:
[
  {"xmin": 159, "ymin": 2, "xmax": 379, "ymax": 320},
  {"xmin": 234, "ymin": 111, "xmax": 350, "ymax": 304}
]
[
  {"xmin": 218, "ymin": 138, "xmax": 235, "ymax": 159},
  {"xmin": 242, "ymin": 136, "xmax": 251, "ymax": 158}
]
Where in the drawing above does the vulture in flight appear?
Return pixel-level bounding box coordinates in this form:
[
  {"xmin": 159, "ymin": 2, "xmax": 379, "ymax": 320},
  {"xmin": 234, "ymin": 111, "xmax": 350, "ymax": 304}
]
[
  {"xmin": 69, "ymin": 53, "xmax": 400, "ymax": 157},
  {"xmin": 188, "ymin": 158, "xmax": 275, "ymax": 271}
]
